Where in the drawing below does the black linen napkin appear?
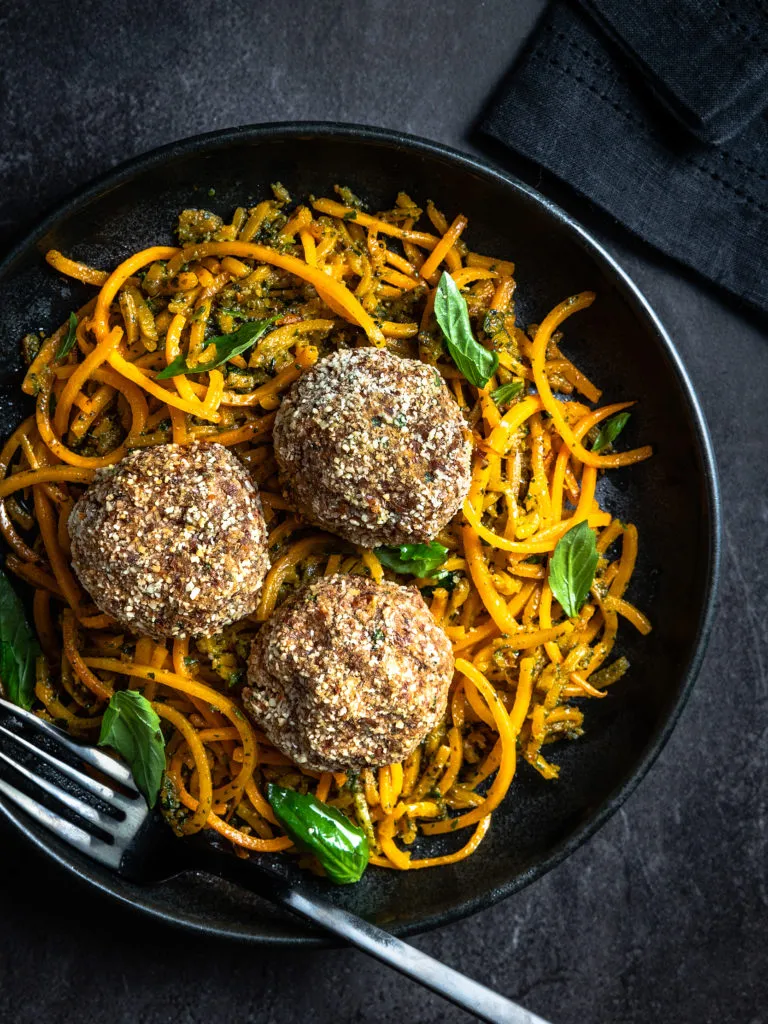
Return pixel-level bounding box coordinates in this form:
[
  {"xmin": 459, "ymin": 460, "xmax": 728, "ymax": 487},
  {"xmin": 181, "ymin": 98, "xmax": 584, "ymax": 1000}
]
[{"xmin": 481, "ymin": 0, "xmax": 768, "ymax": 314}]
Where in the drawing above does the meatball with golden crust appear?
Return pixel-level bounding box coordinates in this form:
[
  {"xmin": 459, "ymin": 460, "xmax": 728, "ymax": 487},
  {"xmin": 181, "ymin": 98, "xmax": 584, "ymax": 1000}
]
[
  {"xmin": 272, "ymin": 348, "xmax": 472, "ymax": 547},
  {"xmin": 243, "ymin": 574, "xmax": 454, "ymax": 771},
  {"xmin": 69, "ymin": 443, "xmax": 269, "ymax": 640}
]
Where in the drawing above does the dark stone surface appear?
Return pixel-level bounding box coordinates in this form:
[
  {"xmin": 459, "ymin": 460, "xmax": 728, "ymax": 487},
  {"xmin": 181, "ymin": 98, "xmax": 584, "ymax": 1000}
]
[{"xmin": 0, "ymin": 1, "xmax": 765, "ymax": 1021}]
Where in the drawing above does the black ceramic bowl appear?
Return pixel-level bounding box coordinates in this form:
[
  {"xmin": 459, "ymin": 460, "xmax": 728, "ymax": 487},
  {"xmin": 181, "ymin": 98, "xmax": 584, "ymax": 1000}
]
[{"xmin": 0, "ymin": 123, "xmax": 720, "ymax": 943}]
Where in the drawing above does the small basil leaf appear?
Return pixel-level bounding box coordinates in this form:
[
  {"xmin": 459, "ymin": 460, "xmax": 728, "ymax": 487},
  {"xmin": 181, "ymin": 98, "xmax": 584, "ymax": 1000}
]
[
  {"xmin": 98, "ymin": 690, "xmax": 165, "ymax": 807},
  {"xmin": 157, "ymin": 316, "xmax": 277, "ymax": 379},
  {"xmin": 267, "ymin": 783, "xmax": 368, "ymax": 884},
  {"xmin": 434, "ymin": 272, "xmax": 499, "ymax": 388},
  {"xmin": 55, "ymin": 313, "xmax": 78, "ymax": 362},
  {"xmin": 490, "ymin": 380, "xmax": 524, "ymax": 407},
  {"xmin": 548, "ymin": 520, "xmax": 599, "ymax": 619},
  {"xmin": 0, "ymin": 570, "xmax": 41, "ymax": 710},
  {"xmin": 375, "ymin": 541, "xmax": 449, "ymax": 578},
  {"xmin": 592, "ymin": 412, "xmax": 631, "ymax": 452}
]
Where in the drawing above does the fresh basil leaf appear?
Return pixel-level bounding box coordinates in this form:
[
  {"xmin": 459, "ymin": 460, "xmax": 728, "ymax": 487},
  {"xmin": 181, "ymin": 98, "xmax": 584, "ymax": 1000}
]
[
  {"xmin": 157, "ymin": 316, "xmax": 277, "ymax": 379},
  {"xmin": 0, "ymin": 570, "xmax": 41, "ymax": 710},
  {"xmin": 490, "ymin": 380, "xmax": 524, "ymax": 407},
  {"xmin": 434, "ymin": 272, "xmax": 499, "ymax": 388},
  {"xmin": 55, "ymin": 313, "xmax": 78, "ymax": 363},
  {"xmin": 375, "ymin": 541, "xmax": 449, "ymax": 578},
  {"xmin": 98, "ymin": 690, "xmax": 165, "ymax": 807},
  {"xmin": 592, "ymin": 412, "xmax": 631, "ymax": 452},
  {"xmin": 267, "ymin": 783, "xmax": 368, "ymax": 884},
  {"xmin": 548, "ymin": 520, "xmax": 599, "ymax": 619}
]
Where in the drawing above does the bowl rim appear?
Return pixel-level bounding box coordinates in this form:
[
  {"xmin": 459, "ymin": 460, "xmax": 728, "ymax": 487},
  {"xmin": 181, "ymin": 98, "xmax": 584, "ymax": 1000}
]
[{"xmin": 0, "ymin": 120, "xmax": 722, "ymax": 944}]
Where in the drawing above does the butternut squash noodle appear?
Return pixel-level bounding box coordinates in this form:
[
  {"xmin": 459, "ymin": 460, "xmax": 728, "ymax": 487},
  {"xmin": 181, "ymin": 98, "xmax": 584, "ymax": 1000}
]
[{"xmin": 3, "ymin": 184, "xmax": 652, "ymax": 872}]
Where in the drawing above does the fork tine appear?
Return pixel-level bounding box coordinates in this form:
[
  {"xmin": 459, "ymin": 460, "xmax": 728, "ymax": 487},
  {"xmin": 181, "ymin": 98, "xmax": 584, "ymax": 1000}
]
[
  {"xmin": 0, "ymin": 723, "xmax": 134, "ymax": 810},
  {"xmin": 0, "ymin": 746, "xmax": 117, "ymax": 829},
  {"xmin": 0, "ymin": 775, "xmax": 123, "ymax": 869},
  {"xmin": 0, "ymin": 697, "xmax": 135, "ymax": 788}
]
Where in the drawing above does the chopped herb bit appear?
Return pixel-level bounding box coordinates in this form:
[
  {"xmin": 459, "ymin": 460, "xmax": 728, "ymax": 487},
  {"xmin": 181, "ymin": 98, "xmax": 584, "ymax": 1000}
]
[
  {"xmin": 218, "ymin": 307, "xmax": 253, "ymax": 321},
  {"xmin": 592, "ymin": 412, "xmax": 631, "ymax": 452},
  {"xmin": 491, "ymin": 380, "xmax": 525, "ymax": 407},
  {"xmin": 420, "ymin": 569, "xmax": 461, "ymax": 598},
  {"xmin": 483, "ymin": 310, "xmax": 506, "ymax": 336},
  {"xmin": 55, "ymin": 313, "xmax": 78, "ymax": 362},
  {"xmin": 334, "ymin": 184, "xmax": 365, "ymax": 209},
  {"xmin": 271, "ymin": 182, "xmax": 291, "ymax": 204},
  {"xmin": 21, "ymin": 333, "xmax": 42, "ymax": 365}
]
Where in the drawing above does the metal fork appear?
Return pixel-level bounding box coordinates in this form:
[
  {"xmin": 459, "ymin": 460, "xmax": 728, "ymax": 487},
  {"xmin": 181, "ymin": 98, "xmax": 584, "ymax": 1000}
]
[{"xmin": 0, "ymin": 697, "xmax": 551, "ymax": 1024}]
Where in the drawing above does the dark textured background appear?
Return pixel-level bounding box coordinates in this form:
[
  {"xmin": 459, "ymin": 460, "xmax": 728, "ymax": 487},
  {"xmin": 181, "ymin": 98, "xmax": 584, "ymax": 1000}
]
[{"xmin": 0, "ymin": 1, "xmax": 765, "ymax": 1022}]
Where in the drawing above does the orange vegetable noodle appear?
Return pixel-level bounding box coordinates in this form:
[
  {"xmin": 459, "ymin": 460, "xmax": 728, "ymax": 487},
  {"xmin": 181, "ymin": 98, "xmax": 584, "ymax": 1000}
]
[{"xmin": 1, "ymin": 183, "xmax": 651, "ymax": 874}]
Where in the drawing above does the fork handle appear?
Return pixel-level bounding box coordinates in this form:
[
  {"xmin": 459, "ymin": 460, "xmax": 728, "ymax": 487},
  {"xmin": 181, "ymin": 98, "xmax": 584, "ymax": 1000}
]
[
  {"xmin": 200, "ymin": 849, "xmax": 550, "ymax": 1023},
  {"xmin": 278, "ymin": 887, "xmax": 549, "ymax": 1024}
]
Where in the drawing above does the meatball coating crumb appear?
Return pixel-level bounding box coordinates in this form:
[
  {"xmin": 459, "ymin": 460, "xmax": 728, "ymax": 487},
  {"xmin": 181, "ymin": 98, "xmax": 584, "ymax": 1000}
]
[
  {"xmin": 69, "ymin": 443, "xmax": 269, "ymax": 640},
  {"xmin": 273, "ymin": 348, "xmax": 472, "ymax": 547},
  {"xmin": 243, "ymin": 574, "xmax": 454, "ymax": 771}
]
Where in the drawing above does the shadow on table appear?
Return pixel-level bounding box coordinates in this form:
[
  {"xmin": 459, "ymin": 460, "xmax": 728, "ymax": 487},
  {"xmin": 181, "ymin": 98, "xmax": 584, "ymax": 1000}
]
[{"xmin": 1, "ymin": 817, "xmax": 477, "ymax": 1023}]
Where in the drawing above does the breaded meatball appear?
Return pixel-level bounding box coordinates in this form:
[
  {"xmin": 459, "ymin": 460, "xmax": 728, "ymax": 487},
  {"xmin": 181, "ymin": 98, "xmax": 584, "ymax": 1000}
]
[
  {"xmin": 273, "ymin": 348, "xmax": 472, "ymax": 547},
  {"xmin": 69, "ymin": 443, "xmax": 269, "ymax": 640},
  {"xmin": 243, "ymin": 574, "xmax": 454, "ymax": 771}
]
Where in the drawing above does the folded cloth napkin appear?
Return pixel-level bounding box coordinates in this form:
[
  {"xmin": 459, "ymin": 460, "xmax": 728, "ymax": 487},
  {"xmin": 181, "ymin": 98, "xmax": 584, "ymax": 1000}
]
[
  {"xmin": 480, "ymin": 0, "xmax": 768, "ymax": 313},
  {"xmin": 577, "ymin": 0, "xmax": 768, "ymax": 144}
]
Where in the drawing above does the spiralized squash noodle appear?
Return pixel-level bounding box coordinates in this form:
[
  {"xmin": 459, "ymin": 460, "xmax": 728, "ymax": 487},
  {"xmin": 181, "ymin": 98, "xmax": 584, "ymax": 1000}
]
[{"xmin": 4, "ymin": 185, "xmax": 651, "ymax": 873}]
